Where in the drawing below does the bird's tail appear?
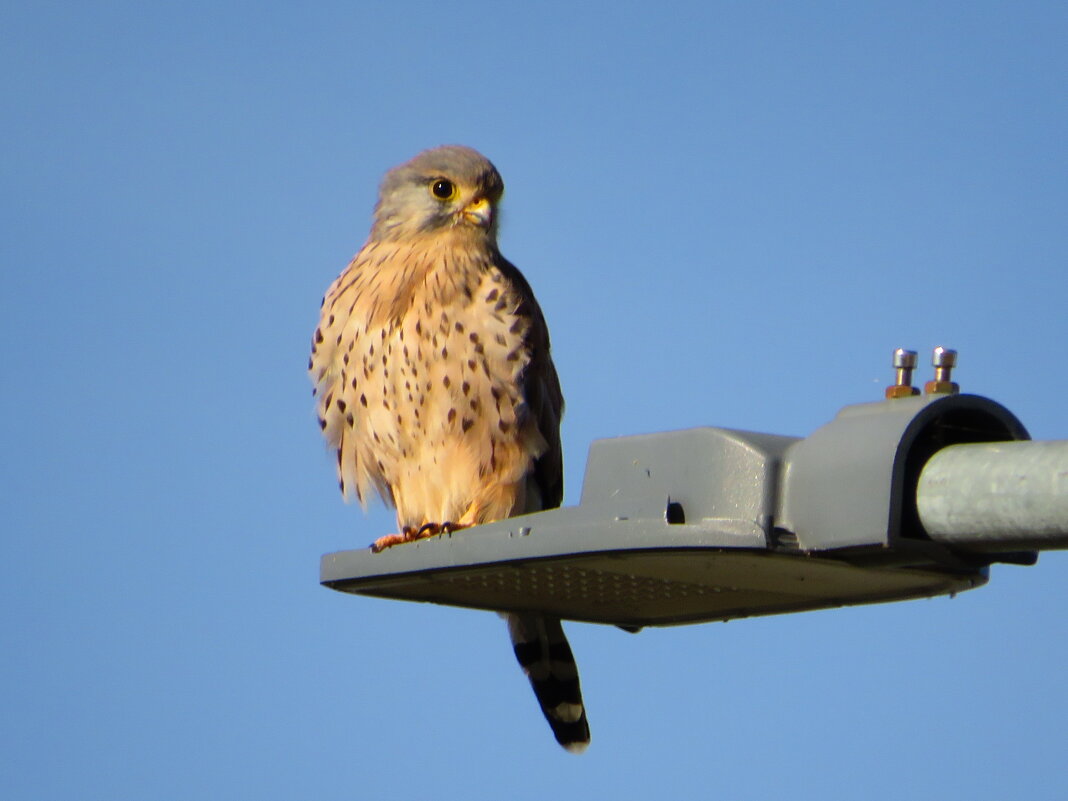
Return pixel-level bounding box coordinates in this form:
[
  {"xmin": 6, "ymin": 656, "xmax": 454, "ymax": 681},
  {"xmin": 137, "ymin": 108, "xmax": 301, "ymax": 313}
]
[{"xmin": 505, "ymin": 612, "xmax": 590, "ymax": 753}]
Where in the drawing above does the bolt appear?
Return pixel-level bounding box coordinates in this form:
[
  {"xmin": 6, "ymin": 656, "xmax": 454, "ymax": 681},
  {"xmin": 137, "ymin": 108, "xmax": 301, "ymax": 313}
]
[
  {"xmin": 886, "ymin": 348, "xmax": 920, "ymax": 399},
  {"xmin": 932, "ymin": 346, "xmax": 956, "ymax": 381},
  {"xmin": 925, "ymin": 346, "xmax": 960, "ymax": 395},
  {"xmin": 894, "ymin": 348, "xmax": 918, "ymax": 384}
]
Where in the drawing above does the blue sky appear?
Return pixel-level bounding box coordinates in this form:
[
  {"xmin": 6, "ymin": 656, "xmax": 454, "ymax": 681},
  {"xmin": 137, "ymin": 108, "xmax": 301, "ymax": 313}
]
[{"xmin": 3, "ymin": 1, "xmax": 1067, "ymax": 798}]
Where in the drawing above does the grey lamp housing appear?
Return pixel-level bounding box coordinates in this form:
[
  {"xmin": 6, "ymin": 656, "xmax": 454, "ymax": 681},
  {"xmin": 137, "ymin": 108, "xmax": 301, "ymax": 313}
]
[{"xmin": 322, "ymin": 350, "xmax": 1058, "ymax": 629}]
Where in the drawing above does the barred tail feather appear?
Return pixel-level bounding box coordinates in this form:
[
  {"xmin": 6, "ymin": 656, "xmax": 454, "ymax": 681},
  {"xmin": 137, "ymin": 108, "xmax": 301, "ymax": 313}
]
[{"xmin": 506, "ymin": 613, "xmax": 590, "ymax": 753}]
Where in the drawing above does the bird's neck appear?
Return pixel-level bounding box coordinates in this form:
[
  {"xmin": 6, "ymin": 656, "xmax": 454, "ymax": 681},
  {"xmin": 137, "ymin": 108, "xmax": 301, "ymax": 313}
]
[{"xmin": 359, "ymin": 230, "xmax": 500, "ymax": 325}]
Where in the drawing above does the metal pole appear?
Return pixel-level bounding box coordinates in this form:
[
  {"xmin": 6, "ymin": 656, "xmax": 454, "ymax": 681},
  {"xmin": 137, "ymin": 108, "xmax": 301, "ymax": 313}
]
[{"xmin": 916, "ymin": 440, "xmax": 1068, "ymax": 551}]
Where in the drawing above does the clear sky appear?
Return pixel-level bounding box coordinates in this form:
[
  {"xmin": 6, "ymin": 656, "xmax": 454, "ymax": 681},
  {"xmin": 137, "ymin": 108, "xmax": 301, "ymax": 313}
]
[{"xmin": 4, "ymin": 1, "xmax": 1067, "ymax": 798}]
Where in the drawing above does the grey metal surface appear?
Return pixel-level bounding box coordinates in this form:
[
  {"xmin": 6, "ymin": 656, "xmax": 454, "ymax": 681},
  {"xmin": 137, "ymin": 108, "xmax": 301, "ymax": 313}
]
[
  {"xmin": 577, "ymin": 426, "xmax": 797, "ymax": 530},
  {"xmin": 321, "ymin": 392, "xmax": 1054, "ymax": 626},
  {"xmin": 917, "ymin": 440, "xmax": 1068, "ymax": 550},
  {"xmin": 320, "ymin": 419, "xmax": 1007, "ymax": 627},
  {"xmin": 321, "ymin": 425, "xmax": 790, "ymax": 606},
  {"xmin": 321, "ymin": 506, "xmax": 770, "ymax": 583},
  {"xmin": 777, "ymin": 393, "xmax": 1028, "ymax": 551},
  {"xmin": 323, "ymin": 542, "xmax": 986, "ymax": 628}
]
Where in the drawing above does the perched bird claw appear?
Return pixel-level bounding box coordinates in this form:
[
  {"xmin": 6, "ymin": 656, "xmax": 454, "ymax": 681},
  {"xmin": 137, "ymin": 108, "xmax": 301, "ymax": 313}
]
[
  {"xmin": 370, "ymin": 526, "xmax": 419, "ymax": 552},
  {"xmin": 372, "ymin": 522, "xmax": 471, "ymax": 552},
  {"xmin": 369, "ymin": 535, "xmax": 401, "ymax": 553}
]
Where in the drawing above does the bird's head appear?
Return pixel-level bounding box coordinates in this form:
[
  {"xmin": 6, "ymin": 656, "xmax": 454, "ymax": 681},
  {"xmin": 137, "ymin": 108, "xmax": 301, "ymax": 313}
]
[{"xmin": 371, "ymin": 145, "xmax": 505, "ymax": 243}]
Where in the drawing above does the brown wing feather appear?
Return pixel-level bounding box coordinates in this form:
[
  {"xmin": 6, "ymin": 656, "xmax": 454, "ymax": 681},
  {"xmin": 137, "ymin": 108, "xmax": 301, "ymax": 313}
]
[{"xmin": 495, "ymin": 253, "xmax": 564, "ymax": 512}]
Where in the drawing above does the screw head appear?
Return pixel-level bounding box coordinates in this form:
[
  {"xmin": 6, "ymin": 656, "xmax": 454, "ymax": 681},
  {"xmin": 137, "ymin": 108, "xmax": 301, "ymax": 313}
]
[
  {"xmin": 932, "ymin": 346, "xmax": 957, "ymax": 367},
  {"xmin": 893, "ymin": 348, "xmax": 918, "ymax": 369}
]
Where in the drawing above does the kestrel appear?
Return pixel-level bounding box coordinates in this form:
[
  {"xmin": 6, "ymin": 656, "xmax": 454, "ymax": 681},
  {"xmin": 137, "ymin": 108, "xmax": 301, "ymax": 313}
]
[{"xmin": 309, "ymin": 145, "xmax": 589, "ymax": 752}]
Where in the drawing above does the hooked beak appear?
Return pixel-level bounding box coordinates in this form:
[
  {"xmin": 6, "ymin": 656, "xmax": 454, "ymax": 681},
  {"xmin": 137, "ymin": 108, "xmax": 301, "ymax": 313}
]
[{"xmin": 462, "ymin": 196, "xmax": 493, "ymax": 227}]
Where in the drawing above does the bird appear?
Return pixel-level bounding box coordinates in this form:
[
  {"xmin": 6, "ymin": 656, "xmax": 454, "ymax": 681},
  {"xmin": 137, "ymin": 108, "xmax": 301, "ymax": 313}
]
[{"xmin": 309, "ymin": 145, "xmax": 590, "ymax": 752}]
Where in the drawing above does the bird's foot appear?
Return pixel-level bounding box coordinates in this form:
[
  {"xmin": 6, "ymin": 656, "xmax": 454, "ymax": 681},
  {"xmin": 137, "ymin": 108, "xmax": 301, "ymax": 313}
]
[
  {"xmin": 369, "ymin": 522, "xmax": 470, "ymax": 553},
  {"xmin": 414, "ymin": 520, "xmax": 470, "ymax": 537},
  {"xmin": 370, "ymin": 526, "xmax": 419, "ymax": 553}
]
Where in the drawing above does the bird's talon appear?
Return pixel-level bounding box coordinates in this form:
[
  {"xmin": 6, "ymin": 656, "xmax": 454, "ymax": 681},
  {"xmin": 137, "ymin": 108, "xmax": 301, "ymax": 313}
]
[
  {"xmin": 371, "ymin": 527, "xmax": 420, "ymax": 552},
  {"xmin": 371, "ymin": 534, "xmax": 402, "ymax": 552}
]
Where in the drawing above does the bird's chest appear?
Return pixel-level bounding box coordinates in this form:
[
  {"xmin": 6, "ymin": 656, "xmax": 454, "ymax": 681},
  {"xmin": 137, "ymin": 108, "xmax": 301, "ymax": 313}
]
[{"xmin": 353, "ymin": 268, "xmax": 532, "ymax": 461}]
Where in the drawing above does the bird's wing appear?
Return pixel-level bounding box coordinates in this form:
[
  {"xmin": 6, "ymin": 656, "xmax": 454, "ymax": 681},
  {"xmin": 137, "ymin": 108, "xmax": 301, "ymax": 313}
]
[{"xmin": 496, "ymin": 254, "xmax": 564, "ymax": 512}]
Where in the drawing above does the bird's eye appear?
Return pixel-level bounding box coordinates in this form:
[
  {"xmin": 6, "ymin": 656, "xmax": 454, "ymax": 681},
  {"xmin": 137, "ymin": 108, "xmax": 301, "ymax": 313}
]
[{"xmin": 430, "ymin": 179, "xmax": 456, "ymax": 200}]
